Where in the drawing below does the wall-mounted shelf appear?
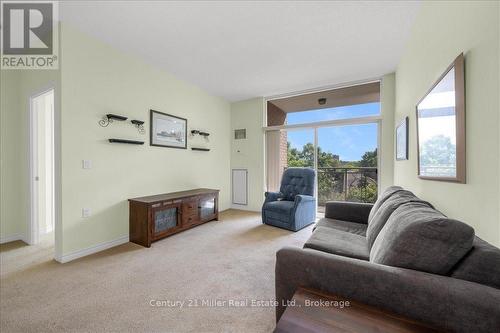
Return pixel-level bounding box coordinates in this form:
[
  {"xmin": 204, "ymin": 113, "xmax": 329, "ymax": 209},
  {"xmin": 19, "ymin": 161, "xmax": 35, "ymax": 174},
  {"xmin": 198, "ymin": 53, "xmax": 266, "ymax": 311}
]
[
  {"xmin": 99, "ymin": 114, "xmax": 128, "ymax": 127},
  {"xmin": 107, "ymin": 114, "xmax": 128, "ymax": 121},
  {"xmin": 191, "ymin": 130, "xmax": 210, "ymax": 137},
  {"xmin": 191, "ymin": 147, "xmax": 210, "ymax": 151},
  {"xmin": 131, "ymin": 120, "xmax": 145, "ymax": 134},
  {"xmin": 109, "ymin": 139, "xmax": 144, "ymax": 145}
]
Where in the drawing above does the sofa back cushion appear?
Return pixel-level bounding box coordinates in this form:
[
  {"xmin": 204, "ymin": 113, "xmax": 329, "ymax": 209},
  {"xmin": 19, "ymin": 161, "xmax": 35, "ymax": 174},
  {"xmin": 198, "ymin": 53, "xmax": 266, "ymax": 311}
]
[
  {"xmin": 367, "ymin": 186, "xmax": 403, "ymax": 223},
  {"xmin": 450, "ymin": 237, "xmax": 500, "ymax": 289},
  {"xmin": 279, "ymin": 167, "xmax": 315, "ymax": 201},
  {"xmin": 370, "ymin": 202, "xmax": 474, "ymax": 275},
  {"xmin": 366, "ymin": 190, "xmax": 433, "ymax": 249}
]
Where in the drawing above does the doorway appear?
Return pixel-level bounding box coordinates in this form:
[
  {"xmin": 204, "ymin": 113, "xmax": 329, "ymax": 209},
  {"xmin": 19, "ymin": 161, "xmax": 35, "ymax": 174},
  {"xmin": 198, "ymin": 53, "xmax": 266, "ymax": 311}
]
[{"xmin": 29, "ymin": 88, "xmax": 55, "ymax": 246}]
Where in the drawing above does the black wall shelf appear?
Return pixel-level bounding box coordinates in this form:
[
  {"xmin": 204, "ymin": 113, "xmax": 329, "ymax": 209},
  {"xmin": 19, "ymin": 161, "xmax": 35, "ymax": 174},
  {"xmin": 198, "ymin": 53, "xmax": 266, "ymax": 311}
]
[
  {"xmin": 99, "ymin": 114, "xmax": 128, "ymax": 127},
  {"xmin": 131, "ymin": 120, "xmax": 144, "ymax": 125},
  {"xmin": 109, "ymin": 139, "xmax": 144, "ymax": 145},
  {"xmin": 191, "ymin": 147, "xmax": 210, "ymax": 151},
  {"xmin": 191, "ymin": 130, "xmax": 210, "ymax": 137},
  {"xmin": 131, "ymin": 119, "xmax": 145, "ymax": 134},
  {"xmin": 107, "ymin": 114, "xmax": 128, "ymax": 121}
]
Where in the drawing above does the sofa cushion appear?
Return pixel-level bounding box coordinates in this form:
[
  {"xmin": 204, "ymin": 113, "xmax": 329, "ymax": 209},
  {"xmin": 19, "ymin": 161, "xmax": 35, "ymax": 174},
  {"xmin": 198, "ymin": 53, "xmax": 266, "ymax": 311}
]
[
  {"xmin": 370, "ymin": 202, "xmax": 475, "ymax": 275},
  {"xmin": 324, "ymin": 201, "xmax": 373, "ymax": 224},
  {"xmin": 314, "ymin": 218, "xmax": 367, "ymax": 236},
  {"xmin": 450, "ymin": 237, "xmax": 500, "ymax": 289},
  {"xmin": 366, "ymin": 190, "xmax": 433, "ymax": 249},
  {"xmin": 367, "ymin": 185, "xmax": 403, "ymax": 223},
  {"xmin": 263, "ymin": 200, "xmax": 294, "ymax": 222},
  {"xmin": 304, "ymin": 226, "xmax": 369, "ymax": 260}
]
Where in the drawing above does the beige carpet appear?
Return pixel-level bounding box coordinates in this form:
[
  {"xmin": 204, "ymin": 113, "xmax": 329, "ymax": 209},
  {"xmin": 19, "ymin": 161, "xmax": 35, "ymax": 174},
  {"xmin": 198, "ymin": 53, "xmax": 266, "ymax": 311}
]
[{"xmin": 0, "ymin": 210, "xmax": 313, "ymax": 333}]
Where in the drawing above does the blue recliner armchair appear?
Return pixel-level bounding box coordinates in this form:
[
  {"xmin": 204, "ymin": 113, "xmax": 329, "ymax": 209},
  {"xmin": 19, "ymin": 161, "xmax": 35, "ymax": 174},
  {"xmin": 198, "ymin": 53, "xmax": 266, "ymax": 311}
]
[{"xmin": 262, "ymin": 167, "xmax": 316, "ymax": 231}]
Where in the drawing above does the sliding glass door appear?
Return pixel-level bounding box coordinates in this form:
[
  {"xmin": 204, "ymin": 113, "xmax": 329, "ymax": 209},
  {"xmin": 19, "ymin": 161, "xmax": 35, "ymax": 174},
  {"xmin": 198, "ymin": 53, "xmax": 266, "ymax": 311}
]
[
  {"xmin": 317, "ymin": 123, "xmax": 378, "ymax": 211},
  {"xmin": 273, "ymin": 122, "xmax": 379, "ymax": 213},
  {"xmin": 265, "ymin": 81, "xmax": 381, "ymax": 213}
]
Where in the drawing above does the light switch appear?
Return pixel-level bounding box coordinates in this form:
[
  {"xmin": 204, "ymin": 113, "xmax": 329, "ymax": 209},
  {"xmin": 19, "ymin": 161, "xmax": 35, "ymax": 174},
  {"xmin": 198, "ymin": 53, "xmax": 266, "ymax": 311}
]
[
  {"xmin": 82, "ymin": 208, "xmax": 91, "ymax": 218},
  {"xmin": 82, "ymin": 160, "xmax": 92, "ymax": 169}
]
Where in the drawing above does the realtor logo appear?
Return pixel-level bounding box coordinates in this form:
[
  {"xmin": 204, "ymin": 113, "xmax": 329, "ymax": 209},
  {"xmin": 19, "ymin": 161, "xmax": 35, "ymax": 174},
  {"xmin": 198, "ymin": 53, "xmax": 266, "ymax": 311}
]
[{"xmin": 1, "ymin": 1, "xmax": 58, "ymax": 69}]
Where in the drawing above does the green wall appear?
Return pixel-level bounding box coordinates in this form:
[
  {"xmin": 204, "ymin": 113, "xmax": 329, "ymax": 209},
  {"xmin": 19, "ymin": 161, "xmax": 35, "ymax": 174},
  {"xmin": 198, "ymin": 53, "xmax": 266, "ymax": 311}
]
[{"xmin": 394, "ymin": 1, "xmax": 500, "ymax": 245}]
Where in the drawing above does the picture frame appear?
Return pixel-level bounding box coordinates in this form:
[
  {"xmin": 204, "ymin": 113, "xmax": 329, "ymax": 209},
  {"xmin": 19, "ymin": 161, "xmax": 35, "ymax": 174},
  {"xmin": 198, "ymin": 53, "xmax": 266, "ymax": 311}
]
[
  {"xmin": 396, "ymin": 117, "xmax": 409, "ymax": 161},
  {"xmin": 416, "ymin": 53, "xmax": 465, "ymax": 183},
  {"xmin": 150, "ymin": 109, "xmax": 187, "ymax": 149}
]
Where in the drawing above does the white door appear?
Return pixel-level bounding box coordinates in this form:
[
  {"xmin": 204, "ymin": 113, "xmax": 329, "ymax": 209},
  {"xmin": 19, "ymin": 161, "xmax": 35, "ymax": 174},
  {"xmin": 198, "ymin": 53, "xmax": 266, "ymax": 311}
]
[{"xmin": 30, "ymin": 89, "xmax": 55, "ymax": 245}]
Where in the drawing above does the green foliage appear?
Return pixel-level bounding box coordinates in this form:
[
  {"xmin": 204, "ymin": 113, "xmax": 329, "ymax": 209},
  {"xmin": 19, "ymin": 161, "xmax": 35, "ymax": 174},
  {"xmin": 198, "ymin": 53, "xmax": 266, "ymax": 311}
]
[
  {"xmin": 420, "ymin": 135, "xmax": 456, "ymax": 166},
  {"xmin": 359, "ymin": 148, "xmax": 378, "ymax": 167},
  {"xmin": 287, "ymin": 142, "xmax": 378, "ymax": 203}
]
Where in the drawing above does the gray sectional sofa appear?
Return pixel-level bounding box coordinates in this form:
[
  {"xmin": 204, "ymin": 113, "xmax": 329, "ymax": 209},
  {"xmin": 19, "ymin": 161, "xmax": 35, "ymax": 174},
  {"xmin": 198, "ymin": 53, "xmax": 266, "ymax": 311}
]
[{"xmin": 275, "ymin": 186, "xmax": 500, "ymax": 332}]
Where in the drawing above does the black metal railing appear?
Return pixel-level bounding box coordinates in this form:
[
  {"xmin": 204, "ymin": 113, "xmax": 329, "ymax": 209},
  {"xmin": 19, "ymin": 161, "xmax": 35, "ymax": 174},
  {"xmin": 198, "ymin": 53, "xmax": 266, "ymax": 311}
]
[{"xmin": 317, "ymin": 167, "xmax": 378, "ymax": 204}]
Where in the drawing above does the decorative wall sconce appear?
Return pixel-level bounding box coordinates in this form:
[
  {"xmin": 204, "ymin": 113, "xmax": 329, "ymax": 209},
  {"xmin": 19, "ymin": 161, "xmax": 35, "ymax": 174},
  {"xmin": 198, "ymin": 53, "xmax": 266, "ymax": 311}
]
[
  {"xmin": 98, "ymin": 114, "xmax": 128, "ymax": 127},
  {"xmin": 131, "ymin": 120, "xmax": 145, "ymax": 134}
]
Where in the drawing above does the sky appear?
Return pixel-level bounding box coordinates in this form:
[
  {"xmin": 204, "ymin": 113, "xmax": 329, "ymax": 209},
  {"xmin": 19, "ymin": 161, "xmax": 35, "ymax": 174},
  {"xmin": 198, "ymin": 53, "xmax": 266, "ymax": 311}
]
[{"xmin": 286, "ymin": 103, "xmax": 379, "ymax": 161}]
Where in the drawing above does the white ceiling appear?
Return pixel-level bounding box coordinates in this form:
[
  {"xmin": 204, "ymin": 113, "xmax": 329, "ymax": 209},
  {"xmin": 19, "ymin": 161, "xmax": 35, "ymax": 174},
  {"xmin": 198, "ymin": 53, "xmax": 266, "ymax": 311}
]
[{"xmin": 60, "ymin": 1, "xmax": 420, "ymax": 102}]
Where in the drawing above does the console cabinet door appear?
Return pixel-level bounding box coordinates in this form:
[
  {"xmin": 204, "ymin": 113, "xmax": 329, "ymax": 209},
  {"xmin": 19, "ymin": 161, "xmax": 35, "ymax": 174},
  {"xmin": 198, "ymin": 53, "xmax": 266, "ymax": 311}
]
[
  {"xmin": 151, "ymin": 202, "xmax": 181, "ymax": 240},
  {"xmin": 199, "ymin": 194, "xmax": 218, "ymax": 222}
]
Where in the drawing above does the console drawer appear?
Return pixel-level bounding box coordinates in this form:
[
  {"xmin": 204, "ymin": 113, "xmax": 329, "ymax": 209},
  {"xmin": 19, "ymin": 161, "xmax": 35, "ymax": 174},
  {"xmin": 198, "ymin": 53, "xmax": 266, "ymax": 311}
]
[
  {"xmin": 182, "ymin": 212, "xmax": 199, "ymax": 227},
  {"xmin": 182, "ymin": 199, "xmax": 198, "ymax": 214}
]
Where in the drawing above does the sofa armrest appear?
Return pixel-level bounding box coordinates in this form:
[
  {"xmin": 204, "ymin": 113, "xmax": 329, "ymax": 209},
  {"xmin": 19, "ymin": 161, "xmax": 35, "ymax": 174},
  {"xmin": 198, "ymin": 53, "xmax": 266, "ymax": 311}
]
[
  {"xmin": 264, "ymin": 191, "xmax": 281, "ymax": 204},
  {"xmin": 324, "ymin": 201, "xmax": 373, "ymax": 224},
  {"xmin": 275, "ymin": 247, "xmax": 500, "ymax": 332}
]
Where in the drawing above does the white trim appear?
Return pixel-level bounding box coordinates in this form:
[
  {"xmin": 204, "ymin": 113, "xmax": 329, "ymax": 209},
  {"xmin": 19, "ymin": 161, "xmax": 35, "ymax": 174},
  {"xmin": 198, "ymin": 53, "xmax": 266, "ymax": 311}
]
[
  {"xmin": 313, "ymin": 127, "xmax": 318, "ymax": 202},
  {"xmin": 263, "ymin": 115, "xmax": 382, "ymax": 132},
  {"xmin": 229, "ymin": 205, "xmax": 260, "ymax": 212},
  {"xmin": 264, "ymin": 77, "xmax": 382, "ymax": 102},
  {"xmin": 54, "ymin": 235, "xmax": 129, "ymax": 264},
  {"xmin": 376, "ymin": 119, "xmax": 382, "ymax": 196},
  {"xmin": 29, "ymin": 91, "xmax": 40, "ymax": 245},
  {"xmin": 39, "ymin": 224, "xmax": 54, "ymax": 235},
  {"xmin": 29, "ymin": 87, "xmax": 57, "ymax": 250},
  {"xmin": 0, "ymin": 233, "xmax": 28, "ymax": 244}
]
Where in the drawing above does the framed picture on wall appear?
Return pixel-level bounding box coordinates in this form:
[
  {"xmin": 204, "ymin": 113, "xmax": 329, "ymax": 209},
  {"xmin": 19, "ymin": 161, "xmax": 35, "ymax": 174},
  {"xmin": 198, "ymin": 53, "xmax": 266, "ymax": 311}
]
[
  {"xmin": 416, "ymin": 53, "xmax": 465, "ymax": 183},
  {"xmin": 150, "ymin": 110, "xmax": 187, "ymax": 149},
  {"xmin": 396, "ymin": 117, "xmax": 409, "ymax": 161}
]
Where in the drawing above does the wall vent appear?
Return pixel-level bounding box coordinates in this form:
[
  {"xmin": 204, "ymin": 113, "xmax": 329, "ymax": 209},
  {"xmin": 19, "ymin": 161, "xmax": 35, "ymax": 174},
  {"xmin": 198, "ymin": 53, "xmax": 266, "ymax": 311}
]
[{"xmin": 234, "ymin": 129, "xmax": 246, "ymax": 140}]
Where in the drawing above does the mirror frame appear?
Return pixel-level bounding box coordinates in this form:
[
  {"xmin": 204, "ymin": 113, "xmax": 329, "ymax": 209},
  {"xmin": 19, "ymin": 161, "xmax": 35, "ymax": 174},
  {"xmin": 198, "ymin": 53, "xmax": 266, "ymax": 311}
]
[{"xmin": 416, "ymin": 53, "xmax": 465, "ymax": 183}]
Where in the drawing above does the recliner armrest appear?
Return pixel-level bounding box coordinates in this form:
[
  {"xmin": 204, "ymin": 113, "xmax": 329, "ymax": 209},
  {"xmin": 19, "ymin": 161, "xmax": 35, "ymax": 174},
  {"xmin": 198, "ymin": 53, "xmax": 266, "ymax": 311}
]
[
  {"xmin": 294, "ymin": 194, "xmax": 315, "ymax": 205},
  {"xmin": 275, "ymin": 247, "xmax": 500, "ymax": 332},
  {"xmin": 264, "ymin": 191, "xmax": 281, "ymax": 203},
  {"xmin": 324, "ymin": 201, "xmax": 373, "ymax": 224}
]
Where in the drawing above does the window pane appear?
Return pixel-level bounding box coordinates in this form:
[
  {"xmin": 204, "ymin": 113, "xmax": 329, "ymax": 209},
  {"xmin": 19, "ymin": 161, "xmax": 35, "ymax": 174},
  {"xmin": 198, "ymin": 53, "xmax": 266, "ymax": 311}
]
[
  {"xmin": 317, "ymin": 123, "xmax": 378, "ymax": 205},
  {"xmin": 286, "ymin": 102, "xmax": 380, "ymax": 125},
  {"xmin": 286, "ymin": 129, "xmax": 315, "ymax": 168}
]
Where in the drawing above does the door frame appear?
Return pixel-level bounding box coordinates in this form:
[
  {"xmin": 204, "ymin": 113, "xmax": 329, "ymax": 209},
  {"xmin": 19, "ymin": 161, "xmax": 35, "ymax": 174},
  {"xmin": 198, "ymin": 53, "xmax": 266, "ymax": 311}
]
[{"xmin": 28, "ymin": 87, "xmax": 59, "ymax": 255}]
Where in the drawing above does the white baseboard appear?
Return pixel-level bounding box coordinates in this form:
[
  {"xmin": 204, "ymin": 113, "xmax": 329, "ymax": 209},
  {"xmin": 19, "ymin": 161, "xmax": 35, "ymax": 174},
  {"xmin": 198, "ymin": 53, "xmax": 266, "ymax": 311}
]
[
  {"xmin": 55, "ymin": 235, "xmax": 129, "ymax": 263},
  {"xmin": 0, "ymin": 233, "xmax": 27, "ymax": 244},
  {"xmin": 230, "ymin": 204, "xmax": 260, "ymax": 212}
]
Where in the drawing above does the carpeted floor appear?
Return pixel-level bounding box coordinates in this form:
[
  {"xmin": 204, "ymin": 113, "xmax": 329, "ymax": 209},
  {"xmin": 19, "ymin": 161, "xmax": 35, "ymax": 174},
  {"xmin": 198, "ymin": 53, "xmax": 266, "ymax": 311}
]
[{"xmin": 0, "ymin": 210, "xmax": 313, "ymax": 333}]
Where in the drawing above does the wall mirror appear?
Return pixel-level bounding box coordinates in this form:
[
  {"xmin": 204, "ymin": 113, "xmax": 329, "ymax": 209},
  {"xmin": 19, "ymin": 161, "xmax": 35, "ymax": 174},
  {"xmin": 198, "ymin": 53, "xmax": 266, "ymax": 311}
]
[{"xmin": 416, "ymin": 53, "xmax": 465, "ymax": 183}]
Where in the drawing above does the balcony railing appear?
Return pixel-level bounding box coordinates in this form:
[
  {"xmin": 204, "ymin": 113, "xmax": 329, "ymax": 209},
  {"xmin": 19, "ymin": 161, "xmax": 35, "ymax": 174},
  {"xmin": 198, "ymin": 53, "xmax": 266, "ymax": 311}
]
[{"xmin": 317, "ymin": 167, "xmax": 378, "ymax": 205}]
